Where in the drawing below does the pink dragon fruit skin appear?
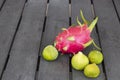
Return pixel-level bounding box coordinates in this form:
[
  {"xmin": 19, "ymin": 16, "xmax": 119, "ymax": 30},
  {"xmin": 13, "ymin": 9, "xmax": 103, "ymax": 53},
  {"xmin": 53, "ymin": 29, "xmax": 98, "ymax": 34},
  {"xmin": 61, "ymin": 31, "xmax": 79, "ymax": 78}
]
[
  {"xmin": 54, "ymin": 11, "xmax": 99, "ymax": 54},
  {"xmin": 55, "ymin": 24, "xmax": 91, "ymax": 54}
]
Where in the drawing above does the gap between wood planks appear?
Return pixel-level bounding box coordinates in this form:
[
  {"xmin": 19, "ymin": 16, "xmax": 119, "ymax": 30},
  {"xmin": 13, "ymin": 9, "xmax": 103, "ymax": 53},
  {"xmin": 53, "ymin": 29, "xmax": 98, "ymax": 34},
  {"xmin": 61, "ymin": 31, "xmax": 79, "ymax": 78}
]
[
  {"xmin": 0, "ymin": 0, "xmax": 27, "ymax": 79},
  {"xmin": 34, "ymin": 0, "xmax": 49, "ymax": 80},
  {"xmin": 69, "ymin": 1, "xmax": 72, "ymax": 80},
  {"xmin": 91, "ymin": 0, "xmax": 107, "ymax": 80},
  {"xmin": 112, "ymin": 0, "xmax": 120, "ymax": 23},
  {"xmin": 0, "ymin": 0, "xmax": 7, "ymax": 11}
]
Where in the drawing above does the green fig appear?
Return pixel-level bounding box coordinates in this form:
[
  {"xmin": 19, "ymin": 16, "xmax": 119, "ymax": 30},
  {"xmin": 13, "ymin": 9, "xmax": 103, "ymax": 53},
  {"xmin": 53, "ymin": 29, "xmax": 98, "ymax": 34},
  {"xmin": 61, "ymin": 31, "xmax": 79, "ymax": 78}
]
[
  {"xmin": 88, "ymin": 50, "xmax": 103, "ymax": 64},
  {"xmin": 84, "ymin": 63, "xmax": 100, "ymax": 78},
  {"xmin": 42, "ymin": 45, "xmax": 58, "ymax": 61},
  {"xmin": 71, "ymin": 52, "xmax": 89, "ymax": 70}
]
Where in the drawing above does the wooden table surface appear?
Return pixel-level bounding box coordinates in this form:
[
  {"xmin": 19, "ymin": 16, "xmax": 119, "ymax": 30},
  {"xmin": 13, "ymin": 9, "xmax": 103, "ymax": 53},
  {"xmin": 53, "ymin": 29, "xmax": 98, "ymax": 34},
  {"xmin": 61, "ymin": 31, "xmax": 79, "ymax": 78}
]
[{"xmin": 0, "ymin": 0, "xmax": 120, "ymax": 80}]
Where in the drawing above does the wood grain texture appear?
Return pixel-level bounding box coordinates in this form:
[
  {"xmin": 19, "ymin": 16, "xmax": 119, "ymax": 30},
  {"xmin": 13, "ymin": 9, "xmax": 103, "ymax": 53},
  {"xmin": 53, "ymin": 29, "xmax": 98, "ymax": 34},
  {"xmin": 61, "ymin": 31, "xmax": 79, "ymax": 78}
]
[
  {"xmin": 37, "ymin": 0, "xmax": 69, "ymax": 80},
  {"xmin": 1, "ymin": 0, "xmax": 47, "ymax": 80},
  {"xmin": 0, "ymin": 0, "xmax": 26, "ymax": 76},
  {"xmin": 71, "ymin": 0, "xmax": 105, "ymax": 80},
  {"xmin": 93, "ymin": 0, "xmax": 120, "ymax": 80}
]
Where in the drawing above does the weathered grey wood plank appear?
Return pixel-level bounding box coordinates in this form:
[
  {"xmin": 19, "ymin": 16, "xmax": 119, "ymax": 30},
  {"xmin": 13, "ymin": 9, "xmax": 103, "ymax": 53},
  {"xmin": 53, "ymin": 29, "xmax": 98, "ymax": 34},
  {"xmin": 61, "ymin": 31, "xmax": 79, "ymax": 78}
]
[
  {"xmin": 71, "ymin": 0, "xmax": 105, "ymax": 80},
  {"xmin": 37, "ymin": 0, "xmax": 69, "ymax": 80},
  {"xmin": 1, "ymin": 0, "xmax": 47, "ymax": 80},
  {"xmin": 0, "ymin": 0, "xmax": 26, "ymax": 76},
  {"xmin": 93, "ymin": 0, "xmax": 120, "ymax": 80}
]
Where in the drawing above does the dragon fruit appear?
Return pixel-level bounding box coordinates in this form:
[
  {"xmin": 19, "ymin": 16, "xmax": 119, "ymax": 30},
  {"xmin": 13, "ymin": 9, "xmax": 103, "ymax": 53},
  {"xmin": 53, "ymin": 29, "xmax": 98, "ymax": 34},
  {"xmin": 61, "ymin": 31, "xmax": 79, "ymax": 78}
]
[{"xmin": 54, "ymin": 11, "xmax": 100, "ymax": 54}]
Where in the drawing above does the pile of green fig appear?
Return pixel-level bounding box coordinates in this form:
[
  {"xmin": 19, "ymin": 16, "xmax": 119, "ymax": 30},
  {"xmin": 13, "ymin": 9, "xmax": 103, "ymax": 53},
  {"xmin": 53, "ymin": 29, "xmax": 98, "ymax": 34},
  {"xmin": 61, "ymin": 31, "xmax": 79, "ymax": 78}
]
[{"xmin": 42, "ymin": 45, "xmax": 103, "ymax": 78}]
